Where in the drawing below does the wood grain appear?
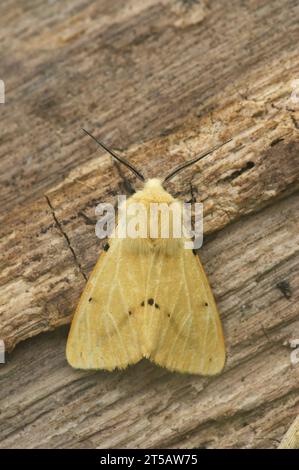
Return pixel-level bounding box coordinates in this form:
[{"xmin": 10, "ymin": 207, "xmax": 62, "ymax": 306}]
[{"xmin": 0, "ymin": 0, "xmax": 299, "ymax": 449}]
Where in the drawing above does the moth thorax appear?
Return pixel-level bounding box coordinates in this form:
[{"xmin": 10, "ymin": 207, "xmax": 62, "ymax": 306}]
[{"xmin": 120, "ymin": 198, "xmax": 183, "ymax": 241}]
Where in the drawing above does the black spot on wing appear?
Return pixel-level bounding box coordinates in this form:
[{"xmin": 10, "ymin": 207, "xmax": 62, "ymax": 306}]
[{"xmin": 142, "ymin": 299, "xmax": 160, "ymax": 309}]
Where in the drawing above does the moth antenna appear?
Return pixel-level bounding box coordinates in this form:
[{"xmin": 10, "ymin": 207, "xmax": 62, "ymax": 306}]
[
  {"xmin": 163, "ymin": 138, "xmax": 232, "ymax": 183},
  {"xmin": 82, "ymin": 128, "xmax": 145, "ymax": 182}
]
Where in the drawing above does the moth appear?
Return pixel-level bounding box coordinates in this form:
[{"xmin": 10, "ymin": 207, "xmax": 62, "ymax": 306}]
[{"xmin": 66, "ymin": 130, "xmax": 227, "ymax": 375}]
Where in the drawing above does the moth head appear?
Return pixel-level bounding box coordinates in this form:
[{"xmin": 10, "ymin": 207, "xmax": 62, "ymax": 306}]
[{"xmin": 134, "ymin": 178, "xmax": 174, "ymax": 203}]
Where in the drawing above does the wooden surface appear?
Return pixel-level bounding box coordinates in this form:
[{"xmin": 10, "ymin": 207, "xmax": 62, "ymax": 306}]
[{"xmin": 0, "ymin": 0, "xmax": 299, "ymax": 448}]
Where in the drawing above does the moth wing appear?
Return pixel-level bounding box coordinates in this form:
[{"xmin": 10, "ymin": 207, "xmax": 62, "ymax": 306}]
[
  {"xmin": 66, "ymin": 239, "xmax": 146, "ymax": 370},
  {"xmin": 145, "ymin": 247, "xmax": 225, "ymax": 375}
]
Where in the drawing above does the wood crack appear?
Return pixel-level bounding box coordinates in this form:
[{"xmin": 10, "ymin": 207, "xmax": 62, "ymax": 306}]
[{"xmin": 44, "ymin": 194, "xmax": 87, "ymax": 282}]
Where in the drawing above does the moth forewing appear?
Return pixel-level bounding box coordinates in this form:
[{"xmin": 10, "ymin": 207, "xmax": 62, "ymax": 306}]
[{"xmin": 66, "ymin": 178, "xmax": 226, "ymax": 375}]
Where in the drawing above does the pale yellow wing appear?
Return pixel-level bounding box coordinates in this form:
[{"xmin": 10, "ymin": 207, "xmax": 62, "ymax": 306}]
[
  {"xmin": 278, "ymin": 416, "xmax": 299, "ymax": 449},
  {"xmin": 67, "ymin": 237, "xmax": 225, "ymax": 374},
  {"xmin": 66, "ymin": 239, "xmax": 147, "ymax": 370},
  {"xmin": 142, "ymin": 247, "xmax": 226, "ymax": 375}
]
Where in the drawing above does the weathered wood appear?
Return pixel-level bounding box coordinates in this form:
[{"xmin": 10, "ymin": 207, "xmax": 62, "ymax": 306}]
[
  {"xmin": 1, "ymin": 0, "xmax": 299, "ymax": 449},
  {"xmin": 0, "ymin": 193, "xmax": 298, "ymax": 448}
]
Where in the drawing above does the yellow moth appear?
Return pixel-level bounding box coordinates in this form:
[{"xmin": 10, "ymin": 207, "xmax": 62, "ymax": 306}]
[{"xmin": 66, "ymin": 130, "xmax": 227, "ymax": 375}]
